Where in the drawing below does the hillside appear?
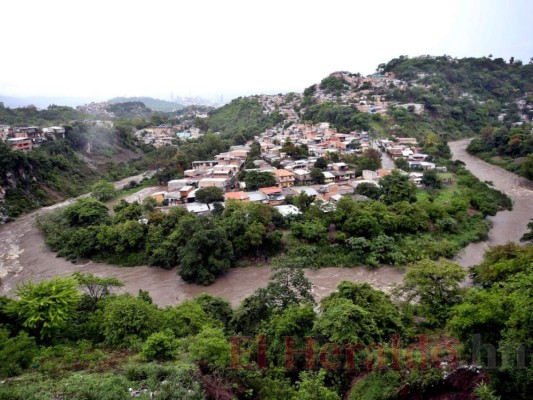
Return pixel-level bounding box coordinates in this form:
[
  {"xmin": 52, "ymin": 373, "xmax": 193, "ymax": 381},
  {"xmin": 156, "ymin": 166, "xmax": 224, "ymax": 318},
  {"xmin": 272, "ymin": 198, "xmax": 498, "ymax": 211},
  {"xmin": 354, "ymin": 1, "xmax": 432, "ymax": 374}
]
[
  {"xmin": 0, "ymin": 121, "xmax": 148, "ymax": 221},
  {"xmin": 0, "ymin": 104, "xmax": 89, "ymax": 126},
  {"xmin": 109, "ymin": 96, "xmax": 184, "ymax": 112}
]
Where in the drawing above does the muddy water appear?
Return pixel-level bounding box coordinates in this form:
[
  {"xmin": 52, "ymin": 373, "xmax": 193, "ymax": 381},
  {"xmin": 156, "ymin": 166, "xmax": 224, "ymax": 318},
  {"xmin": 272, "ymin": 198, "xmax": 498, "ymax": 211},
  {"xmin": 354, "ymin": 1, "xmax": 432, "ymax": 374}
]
[
  {"xmin": 449, "ymin": 139, "xmax": 533, "ymax": 267},
  {"xmin": 1, "ymin": 142, "xmax": 531, "ymax": 306}
]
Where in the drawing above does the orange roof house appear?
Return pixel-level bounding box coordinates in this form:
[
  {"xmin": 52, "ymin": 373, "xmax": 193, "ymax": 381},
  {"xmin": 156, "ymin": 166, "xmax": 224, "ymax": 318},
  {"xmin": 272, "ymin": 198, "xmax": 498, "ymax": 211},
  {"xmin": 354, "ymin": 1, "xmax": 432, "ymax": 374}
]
[{"xmin": 225, "ymin": 191, "xmax": 250, "ymax": 202}]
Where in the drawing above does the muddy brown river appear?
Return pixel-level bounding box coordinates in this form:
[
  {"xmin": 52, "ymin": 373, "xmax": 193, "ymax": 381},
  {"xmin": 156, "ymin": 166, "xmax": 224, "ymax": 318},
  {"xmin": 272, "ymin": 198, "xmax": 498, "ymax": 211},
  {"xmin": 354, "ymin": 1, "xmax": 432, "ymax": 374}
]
[{"xmin": 1, "ymin": 141, "xmax": 532, "ymax": 306}]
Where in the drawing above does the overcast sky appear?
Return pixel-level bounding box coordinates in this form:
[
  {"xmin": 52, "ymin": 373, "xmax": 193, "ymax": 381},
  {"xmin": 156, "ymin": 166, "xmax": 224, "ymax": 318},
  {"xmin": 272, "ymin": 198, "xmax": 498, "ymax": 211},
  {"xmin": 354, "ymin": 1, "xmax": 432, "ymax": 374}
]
[{"xmin": 1, "ymin": 0, "xmax": 532, "ymax": 102}]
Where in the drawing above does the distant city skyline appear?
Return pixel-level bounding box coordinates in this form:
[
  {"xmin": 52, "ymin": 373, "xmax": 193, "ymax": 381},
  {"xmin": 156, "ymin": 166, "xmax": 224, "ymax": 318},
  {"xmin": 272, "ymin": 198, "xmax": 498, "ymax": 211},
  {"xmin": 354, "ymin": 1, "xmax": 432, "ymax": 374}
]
[{"xmin": 1, "ymin": 0, "xmax": 532, "ymax": 106}]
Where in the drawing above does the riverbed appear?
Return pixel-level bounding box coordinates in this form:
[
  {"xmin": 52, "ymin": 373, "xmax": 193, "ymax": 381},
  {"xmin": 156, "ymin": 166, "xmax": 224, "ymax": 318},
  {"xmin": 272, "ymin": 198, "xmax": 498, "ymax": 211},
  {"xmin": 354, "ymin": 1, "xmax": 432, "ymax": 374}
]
[{"xmin": 1, "ymin": 141, "xmax": 531, "ymax": 306}]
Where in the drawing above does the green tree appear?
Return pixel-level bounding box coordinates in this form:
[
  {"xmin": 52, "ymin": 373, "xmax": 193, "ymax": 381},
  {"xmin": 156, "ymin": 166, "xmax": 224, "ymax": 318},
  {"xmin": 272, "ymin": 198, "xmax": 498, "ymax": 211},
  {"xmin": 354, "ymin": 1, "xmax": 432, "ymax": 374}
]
[
  {"xmin": 379, "ymin": 170, "xmax": 417, "ymax": 204},
  {"xmin": 73, "ymin": 272, "xmax": 124, "ymax": 308},
  {"xmin": 193, "ymin": 293, "xmax": 234, "ymax": 329},
  {"xmin": 8, "ymin": 277, "xmax": 81, "ymax": 340},
  {"xmin": 195, "ymin": 186, "xmax": 224, "ymax": 206},
  {"xmin": 395, "ymin": 259, "xmax": 467, "ymax": 325},
  {"xmin": 188, "ymin": 326, "xmax": 231, "ymax": 367},
  {"xmin": 311, "ymin": 168, "xmax": 325, "ymax": 184},
  {"xmin": 162, "ymin": 300, "xmax": 217, "ymax": 338},
  {"xmin": 63, "ymin": 197, "xmax": 110, "ymax": 227},
  {"xmin": 177, "ymin": 218, "xmax": 234, "ymax": 285},
  {"xmin": 394, "ymin": 157, "xmax": 410, "ymax": 171},
  {"xmin": 422, "ymin": 169, "xmax": 442, "ymax": 189},
  {"xmin": 91, "ymin": 180, "xmax": 116, "ymax": 201},
  {"xmin": 293, "ymin": 370, "xmax": 340, "ymax": 400},
  {"xmin": 101, "ymin": 294, "xmax": 159, "ymax": 348},
  {"xmin": 244, "ymin": 170, "xmax": 277, "ymax": 190},
  {"xmin": 314, "ymin": 157, "xmax": 328, "ymax": 170},
  {"xmin": 354, "ymin": 182, "xmax": 381, "ymax": 200},
  {"xmin": 141, "ymin": 329, "xmax": 178, "ymax": 361}
]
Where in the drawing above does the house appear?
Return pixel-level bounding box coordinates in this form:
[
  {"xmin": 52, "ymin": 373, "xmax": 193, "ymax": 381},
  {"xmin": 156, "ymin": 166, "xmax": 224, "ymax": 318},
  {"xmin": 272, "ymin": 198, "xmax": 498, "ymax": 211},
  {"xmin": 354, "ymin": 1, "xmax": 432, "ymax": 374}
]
[
  {"xmin": 259, "ymin": 186, "xmax": 285, "ymax": 205},
  {"xmin": 7, "ymin": 137, "xmax": 33, "ymax": 152},
  {"xmin": 274, "ymin": 205, "xmax": 301, "ymax": 217},
  {"xmin": 186, "ymin": 202, "xmax": 211, "ymax": 214},
  {"xmin": 323, "ymin": 171, "xmax": 335, "ymax": 183},
  {"xmin": 192, "ymin": 160, "xmax": 218, "ymax": 172},
  {"xmin": 198, "ymin": 178, "xmax": 232, "ymax": 191},
  {"xmin": 273, "ymin": 169, "xmax": 296, "ymax": 188},
  {"xmin": 225, "ymin": 191, "xmax": 250, "ymax": 202},
  {"xmin": 150, "ymin": 191, "xmax": 167, "ymax": 203},
  {"xmin": 291, "ymin": 187, "xmax": 319, "ymax": 197},
  {"xmin": 247, "ymin": 191, "xmax": 268, "ymax": 203},
  {"xmin": 165, "ymin": 191, "xmax": 182, "ymax": 205},
  {"xmin": 293, "ymin": 169, "xmax": 312, "ymax": 183}
]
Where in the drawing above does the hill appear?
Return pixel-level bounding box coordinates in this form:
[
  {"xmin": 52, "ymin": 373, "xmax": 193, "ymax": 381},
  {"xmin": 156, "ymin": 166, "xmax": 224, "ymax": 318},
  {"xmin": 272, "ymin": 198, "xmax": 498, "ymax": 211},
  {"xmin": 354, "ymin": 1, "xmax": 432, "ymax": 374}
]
[{"xmin": 109, "ymin": 96, "xmax": 184, "ymax": 112}]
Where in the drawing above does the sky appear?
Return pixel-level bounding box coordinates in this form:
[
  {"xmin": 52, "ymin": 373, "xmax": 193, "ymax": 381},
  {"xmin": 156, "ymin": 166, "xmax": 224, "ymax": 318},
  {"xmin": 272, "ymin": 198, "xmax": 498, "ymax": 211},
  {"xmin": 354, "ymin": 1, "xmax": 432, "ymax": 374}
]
[{"xmin": 1, "ymin": 0, "xmax": 532, "ymax": 104}]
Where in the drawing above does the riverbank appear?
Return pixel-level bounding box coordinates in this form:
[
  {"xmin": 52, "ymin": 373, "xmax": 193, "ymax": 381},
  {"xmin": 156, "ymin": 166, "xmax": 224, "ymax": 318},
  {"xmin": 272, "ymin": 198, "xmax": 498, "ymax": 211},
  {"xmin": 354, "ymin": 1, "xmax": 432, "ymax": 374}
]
[
  {"xmin": 449, "ymin": 139, "xmax": 533, "ymax": 267},
  {"xmin": 1, "ymin": 141, "xmax": 532, "ymax": 306}
]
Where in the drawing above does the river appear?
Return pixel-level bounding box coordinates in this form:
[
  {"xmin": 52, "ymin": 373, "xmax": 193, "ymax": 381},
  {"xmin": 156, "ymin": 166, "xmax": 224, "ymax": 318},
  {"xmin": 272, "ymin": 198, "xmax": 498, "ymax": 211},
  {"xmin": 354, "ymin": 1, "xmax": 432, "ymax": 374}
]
[{"xmin": 1, "ymin": 141, "xmax": 531, "ymax": 306}]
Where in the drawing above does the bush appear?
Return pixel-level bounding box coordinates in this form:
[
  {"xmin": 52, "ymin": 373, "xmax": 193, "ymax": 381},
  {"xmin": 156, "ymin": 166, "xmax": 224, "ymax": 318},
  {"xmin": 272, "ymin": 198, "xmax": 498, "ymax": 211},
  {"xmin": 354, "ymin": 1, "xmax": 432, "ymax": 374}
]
[
  {"xmin": 141, "ymin": 330, "xmax": 178, "ymax": 361},
  {"xmin": 101, "ymin": 295, "xmax": 160, "ymax": 348},
  {"xmin": 0, "ymin": 329, "xmax": 38, "ymax": 377}
]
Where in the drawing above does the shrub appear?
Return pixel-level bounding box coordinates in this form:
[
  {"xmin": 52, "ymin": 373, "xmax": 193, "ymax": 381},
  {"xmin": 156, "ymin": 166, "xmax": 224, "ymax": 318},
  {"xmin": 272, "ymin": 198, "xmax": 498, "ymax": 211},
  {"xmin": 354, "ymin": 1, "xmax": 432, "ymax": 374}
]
[
  {"xmin": 0, "ymin": 329, "xmax": 38, "ymax": 377},
  {"xmin": 141, "ymin": 330, "xmax": 178, "ymax": 361}
]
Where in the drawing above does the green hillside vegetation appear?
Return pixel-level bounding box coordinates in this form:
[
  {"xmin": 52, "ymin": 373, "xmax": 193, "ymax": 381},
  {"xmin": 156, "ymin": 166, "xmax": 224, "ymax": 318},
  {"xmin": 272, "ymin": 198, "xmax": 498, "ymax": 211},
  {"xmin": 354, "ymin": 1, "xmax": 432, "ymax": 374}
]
[
  {"xmin": 37, "ymin": 162, "xmax": 511, "ymax": 280},
  {"xmin": 109, "ymin": 96, "xmax": 184, "ymax": 113},
  {"xmin": 381, "ymin": 56, "xmax": 533, "ymax": 135},
  {"xmin": 1, "ymin": 242, "xmax": 531, "ymax": 399},
  {"xmin": 0, "ymin": 121, "xmax": 151, "ymax": 219},
  {"xmin": 467, "ymin": 123, "xmax": 533, "ymax": 179},
  {"xmin": 0, "ymin": 104, "xmax": 89, "ymax": 126},
  {"xmin": 204, "ymin": 97, "xmax": 284, "ymax": 142}
]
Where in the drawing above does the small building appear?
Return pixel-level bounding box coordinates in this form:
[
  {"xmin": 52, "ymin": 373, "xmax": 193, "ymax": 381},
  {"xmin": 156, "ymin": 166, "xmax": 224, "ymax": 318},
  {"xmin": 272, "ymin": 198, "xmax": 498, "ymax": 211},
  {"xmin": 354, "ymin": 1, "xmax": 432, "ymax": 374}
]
[
  {"xmin": 7, "ymin": 137, "xmax": 33, "ymax": 152},
  {"xmin": 273, "ymin": 169, "xmax": 296, "ymax": 188},
  {"xmin": 150, "ymin": 191, "xmax": 167, "ymax": 203},
  {"xmin": 274, "ymin": 204, "xmax": 302, "ymax": 217},
  {"xmin": 225, "ymin": 191, "xmax": 250, "ymax": 202},
  {"xmin": 259, "ymin": 186, "xmax": 285, "ymax": 205}
]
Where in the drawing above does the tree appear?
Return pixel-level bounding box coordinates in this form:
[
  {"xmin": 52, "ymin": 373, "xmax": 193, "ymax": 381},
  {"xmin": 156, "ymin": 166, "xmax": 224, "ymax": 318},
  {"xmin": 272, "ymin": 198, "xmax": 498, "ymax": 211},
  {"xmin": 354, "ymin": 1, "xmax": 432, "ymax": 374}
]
[
  {"xmin": 395, "ymin": 259, "xmax": 467, "ymax": 325},
  {"xmin": 293, "ymin": 370, "xmax": 340, "ymax": 400},
  {"xmin": 311, "ymin": 168, "xmax": 325, "ymax": 184},
  {"xmin": 422, "ymin": 169, "xmax": 442, "ymax": 189},
  {"xmin": 8, "ymin": 277, "xmax": 81, "ymax": 339},
  {"xmin": 244, "ymin": 170, "xmax": 277, "ymax": 191},
  {"xmin": 195, "ymin": 186, "xmax": 224, "ymax": 207},
  {"xmin": 177, "ymin": 217, "xmax": 234, "ymax": 285},
  {"xmin": 394, "ymin": 157, "xmax": 410, "ymax": 171},
  {"xmin": 193, "ymin": 293, "xmax": 234, "ymax": 329},
  {"xmin": 63, "ymin": 197, "xmax": 110, "ymax": 227},
  {"xmin": 162, "ymin": 300, "xmax": 217, "ymax": 338},
  {"xmin": 73, "ymin": 273, "xmax": 124, "ymax": 308},
  {"xmin": 101, "ymin": 294, "xmax": 159, "ymax": 348},
  {"xmin": 141, "ymin": 329, "xmax": 178, "ymax": 361},
  {"xmin": 354, "ymin": 182, "xmax": 380, "ymax": 200},
  {"xmin": 379, "ymin": 170, "xmax": 417, "ymax": 204},
  {"xmin": 91, "ymin": 180, "xmax": 116, "ymax": 202},
  {"xmin": 314, "ymin": 157, "xmax": 328, "ymax": 170},
  {"xmin": 188, "ymin": 326, "xmax": 231, "ymax": 367}
]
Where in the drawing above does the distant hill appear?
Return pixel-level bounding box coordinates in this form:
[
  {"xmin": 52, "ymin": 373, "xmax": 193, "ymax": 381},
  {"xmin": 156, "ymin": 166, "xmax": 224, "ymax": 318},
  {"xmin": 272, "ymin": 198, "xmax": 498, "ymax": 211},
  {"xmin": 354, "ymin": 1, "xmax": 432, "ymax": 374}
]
[
  {"xmin": 109, "ymin": 96, "xmax": 184, "ymax": 112},
  {"xmin": 0, "ymin": 95, "xmax": 104, "ymax": 109}
]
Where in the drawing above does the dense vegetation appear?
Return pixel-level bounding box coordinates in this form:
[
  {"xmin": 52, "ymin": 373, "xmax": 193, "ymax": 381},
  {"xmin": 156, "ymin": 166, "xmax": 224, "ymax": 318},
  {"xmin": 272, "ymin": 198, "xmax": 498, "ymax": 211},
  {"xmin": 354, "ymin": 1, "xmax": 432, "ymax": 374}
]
[
  {"xmin": 109, "ymin": 97, "xmax": 184, "ymax": 112},
  {"xmin": 204, "ymin": 97, "xmax": 284, "ymax": 142},
  {"xmin": 0, "ymin": 104, "xmax": 88, "ymax": 126},
  {"xmin": 37, "ymin": 163, "xmax": 511, "ymax": 283},
  {"xmin": 376, "ymin": 56, "xmax": 533, "ymax": 138},
  {"xmin": 467, "ymin": 124, "xmax": 533, "ymax": 179},
  {"xmin": 1, "ymin": 241, "xmax": 530, "ymax": 399}
]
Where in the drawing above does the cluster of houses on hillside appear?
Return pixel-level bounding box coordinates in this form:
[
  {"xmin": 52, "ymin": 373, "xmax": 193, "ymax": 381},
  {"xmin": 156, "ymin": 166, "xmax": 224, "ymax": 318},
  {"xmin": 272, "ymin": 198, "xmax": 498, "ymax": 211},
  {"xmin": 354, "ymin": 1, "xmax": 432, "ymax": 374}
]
[
  {"xmin": 147, "ymin": 120, "xmax": 447, "ymax": 215},
  {"xmin": 376, "ymin": 138, "xmax": 444, "ymax": 172},
  {"xmin": 0, "ymin": 125, "xmax": 65, "ymax": 152},
  {"xmin": 135, "ymin": 125, "xmax": 202, "ymax": 147}
]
